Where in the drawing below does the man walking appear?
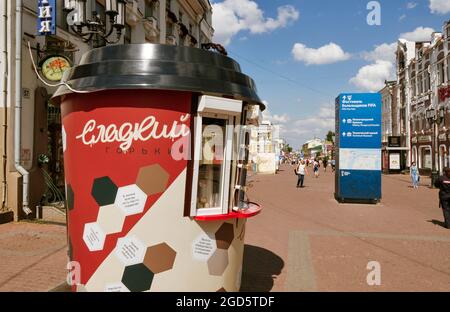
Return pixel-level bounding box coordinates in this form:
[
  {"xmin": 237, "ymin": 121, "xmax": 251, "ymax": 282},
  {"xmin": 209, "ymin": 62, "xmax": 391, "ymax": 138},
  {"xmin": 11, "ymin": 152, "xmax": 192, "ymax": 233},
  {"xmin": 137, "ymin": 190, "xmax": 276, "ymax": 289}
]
[
  {"xmin": 434, "ymin": 167, "xmax": 450, "ymax": 229},
  {"xmin": 296, "ymin": 160, "xmax": 308, "ymax": 188}
]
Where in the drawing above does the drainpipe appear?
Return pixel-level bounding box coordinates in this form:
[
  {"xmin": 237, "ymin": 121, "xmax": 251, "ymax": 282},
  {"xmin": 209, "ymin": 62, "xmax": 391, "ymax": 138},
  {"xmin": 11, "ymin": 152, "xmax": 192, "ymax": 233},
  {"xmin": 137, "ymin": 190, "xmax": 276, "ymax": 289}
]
[
  {"xmin": 1, "ymin": 0, "xmax": 8, "ymax": 210},
  {"xmin": 14, "ymin": 0, "xmax": 31, "ymax": 215}
]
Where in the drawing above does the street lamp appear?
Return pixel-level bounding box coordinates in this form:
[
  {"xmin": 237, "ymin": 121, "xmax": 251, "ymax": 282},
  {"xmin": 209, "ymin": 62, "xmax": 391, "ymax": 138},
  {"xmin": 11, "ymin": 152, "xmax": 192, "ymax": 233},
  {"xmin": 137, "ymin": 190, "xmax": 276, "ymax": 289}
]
[
  {"xmin": 63, "ymin": 0, "xmax": 126, "ymax": 44},
  {"xmin": 426, "ymin": 106, "xmax": 445, "ymax": 187}
]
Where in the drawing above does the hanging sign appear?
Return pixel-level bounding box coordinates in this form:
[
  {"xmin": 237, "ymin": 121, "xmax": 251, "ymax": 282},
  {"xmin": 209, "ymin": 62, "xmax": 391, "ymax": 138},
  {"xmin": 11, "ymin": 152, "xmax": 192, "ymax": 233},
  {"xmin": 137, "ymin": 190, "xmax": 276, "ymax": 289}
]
[{"xmin": 37, "ymin": 0, "xmax": 56, "ymax": 36}]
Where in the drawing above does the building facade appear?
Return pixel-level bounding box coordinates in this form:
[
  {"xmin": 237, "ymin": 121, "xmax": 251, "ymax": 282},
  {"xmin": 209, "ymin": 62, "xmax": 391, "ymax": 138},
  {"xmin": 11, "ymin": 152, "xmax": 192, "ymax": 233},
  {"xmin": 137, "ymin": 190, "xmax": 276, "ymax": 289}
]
[
  {"xmin": 0, "ymin": 0, "xmax": 214, "ymax": 221},
  {"xmin": 380, "ymin": 81, "xmax": 405, "ymax": 172},
  {"xmin": 407, "ymin": 22, "xmax": 450, "ymax": 175}
]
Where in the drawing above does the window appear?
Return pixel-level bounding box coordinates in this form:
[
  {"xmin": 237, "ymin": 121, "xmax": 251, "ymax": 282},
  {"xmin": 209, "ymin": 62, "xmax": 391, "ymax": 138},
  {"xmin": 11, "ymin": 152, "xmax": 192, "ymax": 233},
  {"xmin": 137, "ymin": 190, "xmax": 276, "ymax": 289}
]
[
  {"xmin": 196, "ymin": 117, "xmax": 227, "ymax": 210},
  {"xmin": 145, "ymin": 0, "xmax": 155, "ymax": 18},
  {"xmin": 190, "ymin": 96, "xmax": 243, "ymax": 217},
  {"xmin": 438, "ymin": 61, "xmax": 445, "ymax": 85},
  {"xmin": 421, "ymin": 147, "xmax": 432, "ymax": 169},
  {"xmin": 56, "ymin": 0, "xmax": 69, "ymax": 31},
  {"xmin": 447, "ymin": 57, "xmax": 450, "ymax": 82},
  {"xmin": 166, "ymin": 21, "xmax": 173, "ymax": 36},
  {"xmin": 192, "ymin": 114, "xmax": 234, "ymax": 216},
  {"xmin": 93, "ymin": 1, "xmax": 106, "ymax": 47},
  {"xmin": 425, "ymin": 71, "xmax": 430, "ymax": 92},
  {"xmin": 418, "ymin": 74, "xmax": 423, "ymax": 94}
]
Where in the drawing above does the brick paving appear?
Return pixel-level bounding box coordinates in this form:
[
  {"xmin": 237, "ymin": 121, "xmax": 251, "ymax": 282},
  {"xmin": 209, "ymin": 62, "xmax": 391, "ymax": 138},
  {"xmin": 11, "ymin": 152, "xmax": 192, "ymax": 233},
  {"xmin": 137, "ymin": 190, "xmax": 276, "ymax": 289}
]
[
  {"xmin": 0, "ymin": 221, "xmax": 67, "ymax": 292},
  {"xmin": 1, "ymin": 165, "xmax": 450, "ymax": 292},
  {"xmin": 241, "ymin": 164, "xmax": 450, "ymax": 292}
]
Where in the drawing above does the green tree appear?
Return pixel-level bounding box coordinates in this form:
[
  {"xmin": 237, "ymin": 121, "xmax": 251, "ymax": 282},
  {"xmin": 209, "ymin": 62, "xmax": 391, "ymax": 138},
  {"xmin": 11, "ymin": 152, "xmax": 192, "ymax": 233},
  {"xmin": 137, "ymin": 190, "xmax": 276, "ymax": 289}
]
[
  {"xmin": 283, "ymin": 144, "xmax": 293, "ymax": 153},
  {"xmin": 326, "ymin": 130, "xmax": 335, "ymax": 143}
]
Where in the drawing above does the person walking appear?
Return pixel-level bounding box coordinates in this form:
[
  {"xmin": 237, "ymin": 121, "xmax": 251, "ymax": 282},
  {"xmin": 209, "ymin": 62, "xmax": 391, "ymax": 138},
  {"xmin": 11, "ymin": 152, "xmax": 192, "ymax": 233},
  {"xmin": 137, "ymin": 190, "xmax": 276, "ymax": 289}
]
[
  {"xmin": 410, "ymin": 162, "xmax": 419, "ymax": 189},
  {"xmin": 434, "ymin": 168, "xmax": 450, "ymax": 229},
  {"xmin": 313, "ymin": 159, "xmax": 320, "ymax": 178},
  {"xmin": 331, "ymin": 159, "xmax": 336, "ymax": 172},
  {"xmin": 296, "ymin": 160, "xmax": 308, "ymax": 188},
  {"xmin": 323, "ymin": 157, "xmax": 328, "ymax": 172}
]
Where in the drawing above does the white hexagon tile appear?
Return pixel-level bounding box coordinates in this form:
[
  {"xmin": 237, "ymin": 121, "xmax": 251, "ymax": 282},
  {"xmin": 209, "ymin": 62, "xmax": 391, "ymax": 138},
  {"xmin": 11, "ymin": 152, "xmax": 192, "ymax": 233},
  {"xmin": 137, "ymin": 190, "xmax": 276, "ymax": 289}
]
[
  {"xmin": 83, "ymin": 222, "xmax": 106, "ymax": 252},
  {"xmin": 114, "ymin": 235, "xmax": 146, "ymax": 266},
  {"xmin": 114, "ymin": 185, "xmax": 147, "ymax": 216}
]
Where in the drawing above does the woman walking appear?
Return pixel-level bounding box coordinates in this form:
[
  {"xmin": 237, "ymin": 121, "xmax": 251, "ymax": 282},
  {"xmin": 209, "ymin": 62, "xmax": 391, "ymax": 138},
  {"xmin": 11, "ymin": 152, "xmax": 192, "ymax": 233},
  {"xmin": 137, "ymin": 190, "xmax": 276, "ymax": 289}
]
[
  {"xmin": 410, "ymin": 162, "xmax": 419, "ymax": 189},
  {"xmin": 313, "ymin": 159, "xmax": 320, "ymax": 178},
  {"xmin": 296, "ymin": 160, "xmax": 308, "ymax": 188}
]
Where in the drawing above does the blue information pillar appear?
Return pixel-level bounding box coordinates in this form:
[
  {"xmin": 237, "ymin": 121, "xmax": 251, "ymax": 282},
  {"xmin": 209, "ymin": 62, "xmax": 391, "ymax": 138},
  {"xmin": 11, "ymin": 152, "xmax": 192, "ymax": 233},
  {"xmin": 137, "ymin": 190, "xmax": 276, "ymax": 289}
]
[{"xmin": 335, "ymin": 93, "xmax": 382, "ymax": 203}]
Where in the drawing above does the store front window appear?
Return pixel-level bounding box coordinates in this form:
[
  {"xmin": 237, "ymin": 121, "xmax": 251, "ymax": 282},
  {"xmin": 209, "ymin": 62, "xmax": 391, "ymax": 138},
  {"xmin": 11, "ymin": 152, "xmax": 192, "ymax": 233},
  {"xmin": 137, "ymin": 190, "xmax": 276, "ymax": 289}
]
[
  {"xmin": 421, "ymin": 147, "xmax": 432, "ymax": 169},
  {"xmin": 190, "ymin": 96, "xmax": 243, "ymax": 217},
  {"xmin": 197, "ymin": 117, "xmax": 226, "ymax": 210}
]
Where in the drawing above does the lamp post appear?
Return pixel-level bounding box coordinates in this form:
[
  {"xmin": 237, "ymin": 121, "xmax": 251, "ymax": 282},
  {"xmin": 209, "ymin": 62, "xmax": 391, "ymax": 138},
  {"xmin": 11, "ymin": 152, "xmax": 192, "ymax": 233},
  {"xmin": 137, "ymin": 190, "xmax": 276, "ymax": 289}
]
[
  {"xmin": 426, "ymin": 106, "xmax": 445, "ymax": 187},
  {"xmin": 63, "ymin": 0, "xmax": 127, "ymax": 45}
]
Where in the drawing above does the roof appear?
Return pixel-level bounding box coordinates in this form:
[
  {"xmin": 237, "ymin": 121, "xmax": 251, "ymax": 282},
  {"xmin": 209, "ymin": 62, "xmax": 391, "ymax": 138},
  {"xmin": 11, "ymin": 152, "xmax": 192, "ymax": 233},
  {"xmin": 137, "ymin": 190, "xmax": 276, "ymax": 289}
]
[{"xmin": 51, "ymin": 43, "xmax": 264, "ymax": 110}]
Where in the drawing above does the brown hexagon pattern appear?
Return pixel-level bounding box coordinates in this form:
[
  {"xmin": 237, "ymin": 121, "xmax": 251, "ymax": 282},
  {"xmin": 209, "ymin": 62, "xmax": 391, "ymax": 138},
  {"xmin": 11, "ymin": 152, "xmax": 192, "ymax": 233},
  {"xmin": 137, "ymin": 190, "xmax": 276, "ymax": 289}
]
[
  {"xmin": 207, "ymin": 248, "xmax": 228, "ymax": 276},
  {"xmin": 136, "ymin": 164, "xmax": 170, "ymax": 196},
  {"xmin": 215, "ymin": 222, "xmax": 234, "ymax": 250},
  {"xmin": 143, "ymin": 243, "xmax": 177, "ymax": 274}
]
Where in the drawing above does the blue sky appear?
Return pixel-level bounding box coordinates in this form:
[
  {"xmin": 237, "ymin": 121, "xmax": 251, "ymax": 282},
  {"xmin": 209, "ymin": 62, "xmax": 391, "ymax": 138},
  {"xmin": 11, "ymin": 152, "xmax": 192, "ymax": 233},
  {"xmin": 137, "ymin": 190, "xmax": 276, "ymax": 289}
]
[{"xmin": 210, "ymin": 0, "xmax": 450, "ymax": 148}]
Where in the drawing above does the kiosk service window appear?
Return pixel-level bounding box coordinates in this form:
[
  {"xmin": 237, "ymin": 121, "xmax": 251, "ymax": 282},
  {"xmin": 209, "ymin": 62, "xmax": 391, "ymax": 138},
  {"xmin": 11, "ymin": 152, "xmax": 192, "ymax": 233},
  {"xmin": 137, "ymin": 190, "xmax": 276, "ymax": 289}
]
[{"xmin": 190, "ymin": 96, "xmax": 247, "ymax": 218}]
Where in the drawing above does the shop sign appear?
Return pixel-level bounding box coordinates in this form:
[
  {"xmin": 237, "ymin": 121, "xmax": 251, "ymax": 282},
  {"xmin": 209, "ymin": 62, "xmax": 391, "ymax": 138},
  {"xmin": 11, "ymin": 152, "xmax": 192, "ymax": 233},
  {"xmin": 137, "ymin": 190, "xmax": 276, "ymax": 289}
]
[
  {"xmin": 388, "ymin": 136, "xmax": 401, "ymax": 147},
  {"xmin": 37, "ymin": 0, "xmax": 56, "ymax": 36},
  {"xmin": 439, "ymin": 133, "xmax": 447, "ymax": 141},
  {"xmin": 439, "ymin": 85, "xmax": 450, "ymax": 103},
  {"xmin": 418, "ymin": 135, "xmax": 432, "ymax": 143}
]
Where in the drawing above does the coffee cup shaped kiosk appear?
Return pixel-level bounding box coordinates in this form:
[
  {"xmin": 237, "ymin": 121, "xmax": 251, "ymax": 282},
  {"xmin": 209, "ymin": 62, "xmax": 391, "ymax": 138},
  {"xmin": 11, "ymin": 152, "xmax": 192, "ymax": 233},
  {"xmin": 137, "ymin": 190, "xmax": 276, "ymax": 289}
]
[{"xmin": 52, "ymin": 44, "xmax": 263, "ymax": 292}]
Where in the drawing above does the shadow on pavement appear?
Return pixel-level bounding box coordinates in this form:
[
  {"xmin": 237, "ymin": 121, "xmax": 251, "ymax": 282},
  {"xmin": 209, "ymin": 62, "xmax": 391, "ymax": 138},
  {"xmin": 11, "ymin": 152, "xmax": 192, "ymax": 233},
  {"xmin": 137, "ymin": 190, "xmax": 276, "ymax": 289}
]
[
  {"xmin": 427, "ymin": 219, "xmax": 448, "ymax": 229},
  {"xmin": 240, "ymin": 245, "xmax": 284, "ymax": 292}
]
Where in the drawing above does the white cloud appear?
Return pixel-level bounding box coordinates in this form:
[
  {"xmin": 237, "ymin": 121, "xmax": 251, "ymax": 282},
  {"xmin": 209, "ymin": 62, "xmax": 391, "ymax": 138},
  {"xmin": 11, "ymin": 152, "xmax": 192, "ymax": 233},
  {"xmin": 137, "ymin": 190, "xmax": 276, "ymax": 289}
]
[
  {"xmin": 349, "ymin": 60, "xmax": 394, "ymax": 92},
  {"xmin": 400, "ymin": 26, "xmax": 435, "ymax": 41},
  {"xmin": 262, "ymin": 107, "xmax": 290, "ymax": 124},
  {"xmin": 399, "ymin": 14, "xmax": 406, "ymax": 21},
  {"xmin": 351, "ymin": 26, "xmax": 436, "ymax": 92},
  {"xmin": 361, "ymin": 42, "xmax": 397, "ymax": 63},
  {"xmin": 291, "ymin": 42, "xmax": 351, "ymax": 65},
  {"xmin": 262, "ymin": 100, "xmax": 335, "ymax": 148},
  {"xmin": 429, "ymin": 0, "xmax": 450, "ymax": 14},
  {"xmin": 288, "ymin": 104, "xmax": 335, "ymax": 145},
  {"xmin": 407, "ymin": 2, "xmax": 418, "ymax": 9},
  {"xmin": 212, "ymin": 0, "xmax": 299, "ymax": 46}
]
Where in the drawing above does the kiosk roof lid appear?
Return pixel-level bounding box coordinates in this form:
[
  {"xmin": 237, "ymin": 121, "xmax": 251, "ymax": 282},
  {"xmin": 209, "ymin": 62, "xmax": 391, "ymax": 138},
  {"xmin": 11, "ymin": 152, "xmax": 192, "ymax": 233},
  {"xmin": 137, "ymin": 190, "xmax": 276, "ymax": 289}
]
[{"xmin": 51, "ymin": 43, "xmax": 264, "ymax": 110}]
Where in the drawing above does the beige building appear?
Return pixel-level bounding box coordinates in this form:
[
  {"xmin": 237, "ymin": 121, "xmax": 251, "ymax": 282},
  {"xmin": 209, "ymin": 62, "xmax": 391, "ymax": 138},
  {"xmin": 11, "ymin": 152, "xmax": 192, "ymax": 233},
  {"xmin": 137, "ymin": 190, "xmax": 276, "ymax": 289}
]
[
  {"xmin": 0, "ymin": 0, "xmax": 214, "ymax": 222},
  {"xmin": 403, "ymin": 21, "xmax": 450, "ymax": 175}
]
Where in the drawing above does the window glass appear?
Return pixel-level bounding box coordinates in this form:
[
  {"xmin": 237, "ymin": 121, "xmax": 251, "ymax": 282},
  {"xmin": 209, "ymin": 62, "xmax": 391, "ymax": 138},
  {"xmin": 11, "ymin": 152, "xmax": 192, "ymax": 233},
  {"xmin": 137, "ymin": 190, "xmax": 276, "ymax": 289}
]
[
  {"xmin": 422, "ymin": 148, "xmax": 431, "ymax": 169},
  {"xmin": 145, "ymin": 1, "xmax": 154, "ymax": 17},
  {"xmin": 197, "ymin": 118, "xmax": 226, "ymax": 209}
]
